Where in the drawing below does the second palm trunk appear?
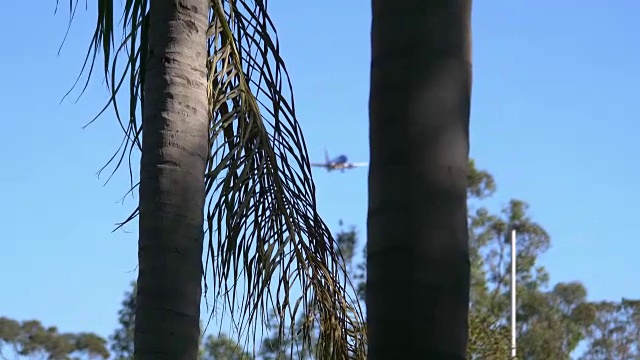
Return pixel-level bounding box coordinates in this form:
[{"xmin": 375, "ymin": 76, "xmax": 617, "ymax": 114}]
[{"xmin": 367, "ymin": 0, "xmax": 473, "ymax": 359}]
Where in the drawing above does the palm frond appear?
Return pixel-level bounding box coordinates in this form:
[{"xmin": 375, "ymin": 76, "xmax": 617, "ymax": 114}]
[
  {"xmin": 204, "ymin": 1, "xmax": 366, "ymax": 357},
  {"xmin": 59, "ymin": 0, "xmax": 366, "ymax": 358}
]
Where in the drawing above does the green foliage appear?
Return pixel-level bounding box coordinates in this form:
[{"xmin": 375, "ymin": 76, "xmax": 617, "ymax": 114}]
[
  {"xmin": 465, "ymin": 160, "xmax": 598, "ymax": 359},
  {"xmin": 105, "ymin": 160, "xmax": 640, "ymax": 359},
  {"xmin": 511, "ymin": 283, "xmax": 590, "ymax": 359},
  {"xmin": 579, "ymin": 299, "xmax": 640, "ymax": 359},
  {"xmin": 202, "ymin": 333, "xmax": 254, "ymax": 360},
  {"xmin": 467, "ymin": 310, "xmax": 510, "ymax": 359},
  {"xmin": 109, "ymin": 281, "xmax": 136, "ymax": 360},
  {"xmin": 467, "ymin": 159, "xmax": 496, "ymax": 199},
  {"xmin": 258, "ymin": 310, "xmax": 317, "ymax": 360},
  {"xmin": 466, "ymin": 161, "xmax": 638, "ymax": 359},
  {"xmin": 0, "ymin": 317, "xmax": 109, "ymax": 359},
  {"xmin": 259, "ymin": 159, "xmax": 639, "ymax": 359}
]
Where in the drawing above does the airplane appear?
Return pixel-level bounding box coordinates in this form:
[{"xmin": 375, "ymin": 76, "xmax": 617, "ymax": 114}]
[{"xmin": 311, "ymin": 149, "xmax": 368, "ymax": 173}]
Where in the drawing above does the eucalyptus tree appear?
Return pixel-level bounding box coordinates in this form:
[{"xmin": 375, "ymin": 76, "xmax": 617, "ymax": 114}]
[
  {"xmin": 58, "ymin": 0, "xmax": 365, "ymax": 359},
  {"xmin": 581, "ymin": 299, "xmax": 640, "ymax": 359},
  {"xmin": 466, "ymin": 163, "xmax": 599, "ymax": 358},
  {"xmin": 0, "ymin": 317, "xmax": 109, "ymax": 359},
  {"xmin": 367, "ymin": 0, "xmax": 473, "ymax": 358}
]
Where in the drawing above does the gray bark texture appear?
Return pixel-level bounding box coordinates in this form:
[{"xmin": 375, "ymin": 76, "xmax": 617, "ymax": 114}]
[{"xmin": 134, "ymin": 0, "xmax": 210, "ymax": 359}]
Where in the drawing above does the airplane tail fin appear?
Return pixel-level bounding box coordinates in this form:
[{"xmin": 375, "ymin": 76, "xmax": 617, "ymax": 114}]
[{"xmin": 324, "ymin": 147, "xmax": 330, "ymax": 163}]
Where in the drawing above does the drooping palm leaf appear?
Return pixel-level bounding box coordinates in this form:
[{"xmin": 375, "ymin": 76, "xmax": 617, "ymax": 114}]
[{"xmin": 58, "ymin": 0, "xmax": 366, "ymax": 358}]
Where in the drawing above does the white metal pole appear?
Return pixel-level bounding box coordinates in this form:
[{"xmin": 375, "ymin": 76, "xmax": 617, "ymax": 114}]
[{"xmin": 510, "ymin": 229, "xmax": 517, "ymax": 359}]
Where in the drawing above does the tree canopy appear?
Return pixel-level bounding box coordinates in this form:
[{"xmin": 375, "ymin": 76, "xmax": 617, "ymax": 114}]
[
  {"xmin": 258, "ymin": 159, "xmax": 639, "ymax": 359},
  {"xmin": 4, "ymin": 160, "xmax": 636, "ymax": 359},
  {"xmin": 0, "ymin": 317, "xmax": 109, "ymax": 360}
]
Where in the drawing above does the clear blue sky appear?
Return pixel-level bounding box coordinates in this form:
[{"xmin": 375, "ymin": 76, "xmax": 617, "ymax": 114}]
[{"xmin": 1, "ymin": 0, "xmax": 638, "ymax": 353}]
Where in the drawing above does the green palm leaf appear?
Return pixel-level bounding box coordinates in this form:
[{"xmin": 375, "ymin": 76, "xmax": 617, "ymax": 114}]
[{"xmin": 58, "ymin": 0, "xmax": 366, "ymax": 358}]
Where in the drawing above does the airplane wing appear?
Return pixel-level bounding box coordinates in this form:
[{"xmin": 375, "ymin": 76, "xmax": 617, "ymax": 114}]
[
  {"xmin": 349, "ymin": 162, "xmax": 368, "ymax": 167},
  {"xmin": 311, "ymin": 163, "xmax": 329, "ymax": 167}
]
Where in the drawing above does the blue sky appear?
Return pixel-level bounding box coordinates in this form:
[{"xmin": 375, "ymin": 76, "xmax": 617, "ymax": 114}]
[{"xmin": 1, "ymin": 0, "xmax": 639, "ymax": 355}]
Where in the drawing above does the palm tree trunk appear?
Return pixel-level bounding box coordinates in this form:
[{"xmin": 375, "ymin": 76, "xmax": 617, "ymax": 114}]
[
  {"xmin": 367, "ymin": 0, "xmax": 473, "ymax": 359},
  {"xmin": 134, "ymin": 1, "xmax": 210, "ymax": 359}
]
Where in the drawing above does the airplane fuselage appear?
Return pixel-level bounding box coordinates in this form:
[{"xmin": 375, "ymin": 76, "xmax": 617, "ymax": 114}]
[
  {"xmin": 325, "ymin": 155, "xmax": 350, "ymax": 172},
  {"xmin": 311, "ymin": 150, "xmax": 367, "ymax": 172},
  {"xmin": 332, "ymin": 155, "xmax": 348, "ymax": 164}
]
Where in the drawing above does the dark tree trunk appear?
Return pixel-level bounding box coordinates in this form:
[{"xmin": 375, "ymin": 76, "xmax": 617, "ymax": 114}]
[
  {"xmin": 135, "ymin": 0, "xmax": 210, "ymax": 359},
  {"xmin": 367, "ymin": 0, "xmax": 473, "ymax": 359}
]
